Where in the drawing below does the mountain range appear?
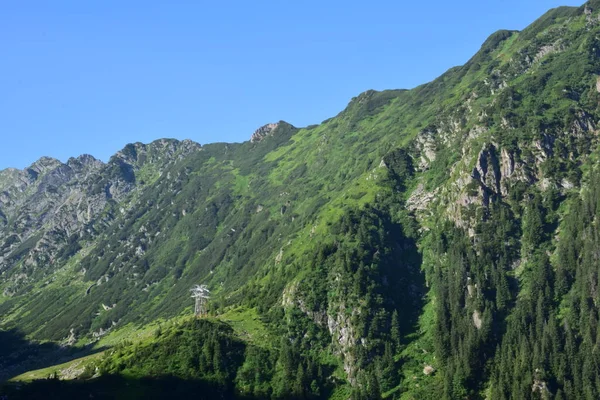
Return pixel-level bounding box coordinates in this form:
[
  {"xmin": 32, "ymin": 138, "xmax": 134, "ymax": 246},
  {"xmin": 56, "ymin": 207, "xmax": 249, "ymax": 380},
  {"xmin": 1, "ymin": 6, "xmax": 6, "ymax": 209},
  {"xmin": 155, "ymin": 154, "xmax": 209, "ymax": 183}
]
[{"xmin": 2, "ymin": 2, "xmax": 600, "ymax": 399}]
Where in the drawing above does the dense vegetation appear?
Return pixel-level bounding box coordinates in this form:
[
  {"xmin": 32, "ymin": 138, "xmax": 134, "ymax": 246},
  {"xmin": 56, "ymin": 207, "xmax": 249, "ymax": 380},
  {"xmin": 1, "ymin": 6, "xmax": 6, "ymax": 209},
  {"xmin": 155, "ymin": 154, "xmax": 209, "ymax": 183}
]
[
  {"xmin": 2, "ymin": 1, "xmax": 600, "ymax": 399},
  {"xmin": 95, "ymin": 318, "xmax": 335, "ymax": 399}
]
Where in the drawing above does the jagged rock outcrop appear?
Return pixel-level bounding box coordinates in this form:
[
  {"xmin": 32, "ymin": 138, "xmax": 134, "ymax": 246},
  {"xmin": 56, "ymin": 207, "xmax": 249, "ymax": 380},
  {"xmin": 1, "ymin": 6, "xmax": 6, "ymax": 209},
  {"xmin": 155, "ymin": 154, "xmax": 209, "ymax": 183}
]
[
  {"xmin": 471, "ymin": 144, "xmax": 502, "ymax": 207},
  {"xmin": 282, "ymin": 282, "xmax": 363, "ymax": 383},
  {"xmin": 250, "ymin": 123, "xmax": 280, "ymax": 143},
  {"xmin": 414, "ymin": 129, "xmax": 437, "ymax": 170},
  {"xmin": 0, "ymin": 139, "xmax": 200, "ymax": 289}
]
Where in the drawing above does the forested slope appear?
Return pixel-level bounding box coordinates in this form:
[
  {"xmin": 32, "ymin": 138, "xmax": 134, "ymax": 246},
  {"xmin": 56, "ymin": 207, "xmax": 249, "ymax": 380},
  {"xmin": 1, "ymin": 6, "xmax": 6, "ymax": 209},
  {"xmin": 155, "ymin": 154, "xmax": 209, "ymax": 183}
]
[{"xmin": 2, "ymin": 1, "xmax": 600, "ymax": 399}]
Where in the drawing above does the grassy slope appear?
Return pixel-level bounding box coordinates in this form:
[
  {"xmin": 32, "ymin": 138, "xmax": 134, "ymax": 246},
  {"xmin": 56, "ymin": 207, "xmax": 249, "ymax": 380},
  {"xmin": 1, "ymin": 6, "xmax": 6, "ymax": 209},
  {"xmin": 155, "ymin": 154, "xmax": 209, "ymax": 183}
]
[{"xmin": 4, "ymin": 2, "xmax": 600, "ymax": 398}]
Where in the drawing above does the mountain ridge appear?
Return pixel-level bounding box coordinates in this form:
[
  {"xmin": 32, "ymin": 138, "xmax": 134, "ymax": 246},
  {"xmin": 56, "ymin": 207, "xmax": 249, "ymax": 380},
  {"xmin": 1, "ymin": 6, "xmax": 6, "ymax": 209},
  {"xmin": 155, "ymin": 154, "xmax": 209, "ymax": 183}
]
[{"xmin": 2, "ymin": 1, "xmax": 600, "ymax": 398}]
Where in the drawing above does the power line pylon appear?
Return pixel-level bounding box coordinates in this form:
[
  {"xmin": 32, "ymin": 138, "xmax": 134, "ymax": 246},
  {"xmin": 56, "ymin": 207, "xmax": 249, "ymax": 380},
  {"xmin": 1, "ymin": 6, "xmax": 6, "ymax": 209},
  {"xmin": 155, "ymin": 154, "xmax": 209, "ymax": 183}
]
[{"xmin": 191, "ymin": 284, "xmax": 210, "ymax": 317}]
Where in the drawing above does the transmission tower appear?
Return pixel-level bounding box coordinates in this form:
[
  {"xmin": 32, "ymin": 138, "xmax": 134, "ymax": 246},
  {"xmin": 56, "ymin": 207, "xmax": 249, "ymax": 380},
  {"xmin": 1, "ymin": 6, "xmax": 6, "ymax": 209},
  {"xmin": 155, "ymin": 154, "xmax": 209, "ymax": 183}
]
[{"xmin": 191, "ymin": 284, "xmax": 210, "ymax": 317}]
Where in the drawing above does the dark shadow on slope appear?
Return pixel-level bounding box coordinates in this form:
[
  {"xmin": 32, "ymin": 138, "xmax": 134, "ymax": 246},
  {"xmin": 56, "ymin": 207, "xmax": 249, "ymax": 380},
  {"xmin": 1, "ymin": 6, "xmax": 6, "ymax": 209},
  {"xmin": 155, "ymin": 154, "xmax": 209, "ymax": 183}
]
[
  {"xmin": 395, "ymin": 233, "xmax": 426, "ymax": 341},
  {"xmin": 382, "ymin": 148, "xmax": 427, "ymax": 338},
  {"xmin": 0, "ymin": 328, "xmax": 106, "ymax": 383},
  {"xmin": 0, "ymin": 374, "xmax": 309, "ymax": 400}
]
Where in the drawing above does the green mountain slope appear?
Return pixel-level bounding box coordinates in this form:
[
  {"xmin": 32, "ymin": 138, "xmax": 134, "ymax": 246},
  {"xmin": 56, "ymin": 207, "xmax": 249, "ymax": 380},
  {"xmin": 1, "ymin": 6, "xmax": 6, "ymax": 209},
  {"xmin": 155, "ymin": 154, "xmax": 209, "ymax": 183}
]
[{"xmin": 2, "ymin": 1, "xmax": 600, "ymax": 399}]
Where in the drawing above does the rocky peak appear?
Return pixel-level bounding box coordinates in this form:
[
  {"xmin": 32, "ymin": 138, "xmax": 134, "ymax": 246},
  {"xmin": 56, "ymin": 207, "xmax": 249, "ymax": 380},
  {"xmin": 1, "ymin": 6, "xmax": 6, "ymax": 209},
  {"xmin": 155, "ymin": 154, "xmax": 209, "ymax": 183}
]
[
  {"xmin": 28, "ymin": 157, "xmax": 63, "ymax": 176},
  {"xmin": 111, "ymin": 139, "xmax": 201, "ymax": 167},
  {"xmin": 250, "ymin": 123, "xmax": 280, "ymax": 143},
  {"xmin": 145, "ymin": 138, "xmax": 201, "ymax": 155},
  {"xmin": 67, "ymin": 154, "xmax": 104, "ymax": 173},
  {"xmin": 583, "ymin": 0, "xmax": 598, "ymax": 15},
  {"xmin": 73, "ymin": 154, "xmax": 100, "ymax": 165},
  {"xmin": 145, "ymin": 138, "xmax": 202, "ymax": 163}
]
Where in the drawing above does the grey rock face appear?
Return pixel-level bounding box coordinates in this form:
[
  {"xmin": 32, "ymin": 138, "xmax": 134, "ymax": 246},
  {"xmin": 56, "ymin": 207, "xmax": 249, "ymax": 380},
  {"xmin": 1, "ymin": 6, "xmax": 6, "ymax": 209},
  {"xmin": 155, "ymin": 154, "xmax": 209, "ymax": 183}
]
[
  {"xmin": 250, "ymin": 123, "xmax": 280, "ymax": 143},
  {"xmin": 0, "ymin": 139, "xmax": 201, "ymax": 290}
]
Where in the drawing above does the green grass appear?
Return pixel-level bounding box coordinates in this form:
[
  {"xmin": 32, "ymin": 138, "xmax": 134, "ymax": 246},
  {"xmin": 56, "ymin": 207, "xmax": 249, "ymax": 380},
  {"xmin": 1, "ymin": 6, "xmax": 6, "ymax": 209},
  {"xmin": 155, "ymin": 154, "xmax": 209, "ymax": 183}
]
[
  {"xmin": 217, "ymin": 307, "xmax": 274, "ymax": 347},
  {"xmin": 9, "ymin": 351, "xmax": 105, "ymax": 382}
]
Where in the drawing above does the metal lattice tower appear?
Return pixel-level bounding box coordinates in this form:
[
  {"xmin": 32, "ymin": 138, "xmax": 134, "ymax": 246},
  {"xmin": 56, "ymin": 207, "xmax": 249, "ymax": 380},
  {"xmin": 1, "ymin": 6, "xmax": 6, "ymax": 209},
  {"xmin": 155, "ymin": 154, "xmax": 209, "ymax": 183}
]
[{"xmin": 191, "ymin": 284, "xmax": 210, "ymax": 317}]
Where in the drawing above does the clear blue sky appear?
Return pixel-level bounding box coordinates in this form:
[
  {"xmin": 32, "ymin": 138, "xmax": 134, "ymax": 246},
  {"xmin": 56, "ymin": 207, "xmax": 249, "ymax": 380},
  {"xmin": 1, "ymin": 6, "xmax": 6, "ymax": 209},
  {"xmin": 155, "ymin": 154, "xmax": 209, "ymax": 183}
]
[{"xmin": 0, "ymin": 0, "xmax": 584, "ymax": 169}]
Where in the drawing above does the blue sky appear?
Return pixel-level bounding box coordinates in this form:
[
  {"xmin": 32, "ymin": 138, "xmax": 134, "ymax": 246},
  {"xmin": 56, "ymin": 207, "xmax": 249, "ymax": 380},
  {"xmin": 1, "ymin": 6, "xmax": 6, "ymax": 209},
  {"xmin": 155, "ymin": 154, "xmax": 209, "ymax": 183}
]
[{"xmin": 0, "ymin": 0, "xmax": 584, "ymax": 169}]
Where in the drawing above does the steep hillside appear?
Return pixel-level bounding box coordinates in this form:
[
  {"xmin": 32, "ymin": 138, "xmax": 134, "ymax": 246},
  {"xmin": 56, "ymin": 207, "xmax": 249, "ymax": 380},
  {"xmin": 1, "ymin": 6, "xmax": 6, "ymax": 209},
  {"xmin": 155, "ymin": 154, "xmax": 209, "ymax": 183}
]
[{"xmin": 2, "ymin": 1, "xmax": 600, "ymax": 399}]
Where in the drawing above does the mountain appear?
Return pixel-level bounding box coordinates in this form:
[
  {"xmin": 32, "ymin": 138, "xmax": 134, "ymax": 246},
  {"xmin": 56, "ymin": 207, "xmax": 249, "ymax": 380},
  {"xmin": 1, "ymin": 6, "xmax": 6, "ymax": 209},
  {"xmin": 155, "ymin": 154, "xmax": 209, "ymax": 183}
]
[{"xmin": 2, "ymin": 1, "xmax": 600, "ymax": 399}]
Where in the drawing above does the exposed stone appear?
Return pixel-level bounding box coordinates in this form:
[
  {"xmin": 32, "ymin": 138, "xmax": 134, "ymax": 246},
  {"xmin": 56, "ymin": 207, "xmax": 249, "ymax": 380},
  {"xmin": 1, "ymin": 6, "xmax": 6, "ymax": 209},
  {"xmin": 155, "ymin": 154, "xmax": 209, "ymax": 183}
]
[
  {"xmin": 540, "ymin": 178, "xmax": 554, "ymax": 191},
  {"xmin": 571, "ymin": 111, "xmax": 596, "ymax": 137},
  {"xmin": 407, "ymin": 183, "xmax": 436, "ymax": 213},
  {"xmin": 474, "ymin": 145, "xmax": 501, "ymax": 195},
  {"xmin": 533, "ymin": 42, "xmax": 562, "ymax": 63},
  {"xmin": 327, "ymin": 305, "xmax": 361, "ymax": 382},
  {"xmin": 533, "ymin": 134, "xmax": 554, "ymax": 163},
  {"xmin": 463, "ymin": 144, "xmax": 503, "ymax": 209},
  {"xmin": 467, "ymin": 283, "xmax": 475, "ymax": 298},
  {"xmin": 423, "ymin": 365, "xmax": 435, "ymax": 375},
  {"xmin": 468, "ymin": 125, "xmax": 488, "ymax": 140},
  {"xmin": 561, "ymin": 179, "xmax": 574, "ymax": 190},
  {"xmin": 250, "ymin": 123, "xmax": 280, "ymax": 143},
  {"xmin": 532, "ymin": 368, "xmax": 550, "ymax": 396},
  {"xmin": 415, "ymin": 129, "xmax": 437, "ymax": 170},
  {"xmin": 0, "ymin": 139, "xmax": 200, "ymax": 284},
  {"xmin": 500, "ymin": 148, "xmax": 515, "ymax": 180},
  {"xmin": 64, "ymin": 328, "xmax": 77, "ymax": 347},
  {"xmin": 473, "ymin": 310, "xmax": 483, "ymax": 330}
]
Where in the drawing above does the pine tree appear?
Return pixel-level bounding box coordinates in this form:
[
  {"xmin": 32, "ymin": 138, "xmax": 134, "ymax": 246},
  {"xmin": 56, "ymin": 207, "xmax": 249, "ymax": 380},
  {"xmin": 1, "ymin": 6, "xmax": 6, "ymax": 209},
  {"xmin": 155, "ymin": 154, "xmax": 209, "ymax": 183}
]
[
  {"xmin": 522, "ymin": 194, "xmax": 545, "ymax": 253},
  {"xmin": 378, "ymin": 342, "xmax": 397, "ymax": 392},
  {"xmin": 366, "ymin": 368, "xmax": 382, "ymax": 400},
  {"xmin": 391, "ymin": 310, "xmax": 401, "ymax": 351},
  {"xmin": 294, "ymin": 363, "xmax": 306, "ymax": 398}
]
